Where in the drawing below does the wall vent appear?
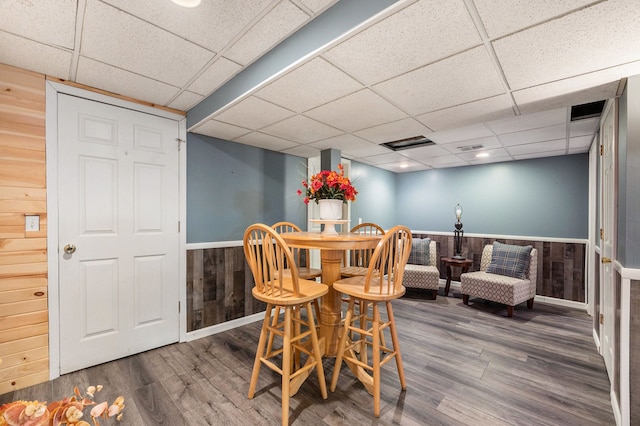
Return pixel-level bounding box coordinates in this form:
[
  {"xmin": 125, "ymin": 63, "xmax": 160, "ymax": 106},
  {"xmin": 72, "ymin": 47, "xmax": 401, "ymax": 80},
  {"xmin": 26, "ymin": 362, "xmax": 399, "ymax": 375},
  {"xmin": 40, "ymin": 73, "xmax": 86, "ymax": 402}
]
[
  {"xmin": 570, "ymin": 100, "xmax": 606, "ymax": 121},
  {"xmin": 382, "ymin": 135, "xmax": 434, "ymax": 151}
]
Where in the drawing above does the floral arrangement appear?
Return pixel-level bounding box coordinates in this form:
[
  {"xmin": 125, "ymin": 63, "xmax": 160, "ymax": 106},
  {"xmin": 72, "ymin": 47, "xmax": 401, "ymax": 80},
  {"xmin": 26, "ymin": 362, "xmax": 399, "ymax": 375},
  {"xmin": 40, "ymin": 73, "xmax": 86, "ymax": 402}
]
[
  {"xmin": 297, "ymin": 163, "xmax": 357, "ymax": 204},
  {"xmin": 0, "ymin": 385, "xmax": 124, "ymax": 426}
]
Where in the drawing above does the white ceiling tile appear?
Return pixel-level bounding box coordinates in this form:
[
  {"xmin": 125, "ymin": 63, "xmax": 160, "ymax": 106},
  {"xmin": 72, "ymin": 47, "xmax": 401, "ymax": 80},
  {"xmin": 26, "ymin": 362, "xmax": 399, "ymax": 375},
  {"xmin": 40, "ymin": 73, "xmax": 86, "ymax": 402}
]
[
  {"xmin": 281, "ymin": 144, "xmax": 322, "ymax": 158},
  {"xmin": 188, "ymin": 57, "xmax": 243, "ymax": 97},
  {"xmin": 440, "ymin": 136, "xmax": 503, "ymax": 155},
  {"xmin": 374, "ymin": 47, "xmax": 505, "ymax": 116},
  {"xmin": 304, "ymin": 89, "xmax": 408, "ymax": 132},
  {"xmin": 425, "ymin": 154, "xmax": 467, "ymax": 166},
  {"xmin": 513, "ymin": 150, "xmax": 566, "ymax": 160},
  {"xmin": 507, "ymin": 139, "xmax": 567, "ymax": 156},
  {"xmin": 354, "ymin": 118, "xmax": 431, "ymax": 144},
  {"xmin": 431, "ymin": 161, "xmax": 469, "ymax": 169},
  {"xmin": 513, "ymin": 69, "xmax": 630, "ymax": 115},
  {"xmin": 569, "ymin": 135, "xmax": 594, "ymax": 150},
  {"xmin": 398, "ymin": 145, "xmax": 451, "ymax": 160},
  {"xmin": 0, "ymin": 32, "xmax": 72, "ymax": 79},
  {"xmin": 485, "ymin": 108, "xmax": 567, "ymax": 135},
  {"xmin": 224, "ymin": 1, "xmax": 310, "ymax": 66},
  {"xmin": 261, "ymin": 114, "xmax": 342, "ymax": 143},
  {"xmin": 358, "ymin": 152, "xmax": 410, "ymax": 165},
  {"xmin": 76, "ymin": 57, "xmax": 180, "ymax": 105},
  {"xmin": 214, "ymin": 96, "xmax": 295, "ymax": 129},
  {"xmin": 0, "ymin": 0, "xmax": 77, "ymax": 49},
  {"xmin": 417, "ymin": 95, "xmax": 515, "ymax": 132},
  {"xmin": 255, "ymin": 57, "xmax": 362, "ymax": 112},
  {"xmin": 310, "ymin": 134, "xmax": 389, "ymax": 158},
  {"xmin": 192, "ymin": 120, "xmax": 252, "ymax": 141},
  {"xmin": 570, "ymin": 117, "xmax": 600, "ymax": 137},
  {"xmin": 324, "ymin": 0, "xmax": 480, "ymax": 84},
  {"xmin": 568, "ymin": 147, "xmax": 590, "ymax": 155},
  {"xmin": 428, "ymin": 123, "xmax": 494, "ymax": 144},
  {"xmin": 235, "ymin": 132, "xmax": 300, "ymax": 151},
  {"xmin": 297, "ymin": 0, "xmax": 338, "ymax": 13},
  {"xmin": 81, "ymin": 0, "xmax": 213, "ymax": 87},
  {"xmin": 494, "ymin": 0, "xmax": 640, "ymax": 90},
  {"xmin": 168, "ymin": 91, "xmax": 203, "ymax": 112},
  {"xmin": 101, "ymin": 0, "xmax": 273, "ymax": 53},
  {"xmin": 474, "ymin": 0, "xmax": 597, "ymax": 39},
  {"xmin": 376, "ymin": 161, "xmax": 431, "ymax": 173},
  {"xmin": 467, "ymin": 155, "xmax": 512, "ymax": 166},
  {"xmin": 498, "ymin": 124, "xmax": 567, "ymax": 146},
  {"xmin": 457, "ymin": 147, "xmax": 510, "ymax": 161}
]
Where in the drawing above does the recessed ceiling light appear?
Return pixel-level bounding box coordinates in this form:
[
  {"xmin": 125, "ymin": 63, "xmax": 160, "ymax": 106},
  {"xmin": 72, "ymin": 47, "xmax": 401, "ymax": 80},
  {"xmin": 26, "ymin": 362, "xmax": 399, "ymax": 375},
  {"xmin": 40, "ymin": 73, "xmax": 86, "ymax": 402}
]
[
  {"xmin": 171, "ymin": 0, "xmax": 201, "ymax": 7},
  {"xmin": 400, "ymin": 163, "xmax": 409, "ymax": 168},
  {"xmin": 476, "ymin": 152, "xmax": 489, "ymax": 158}
]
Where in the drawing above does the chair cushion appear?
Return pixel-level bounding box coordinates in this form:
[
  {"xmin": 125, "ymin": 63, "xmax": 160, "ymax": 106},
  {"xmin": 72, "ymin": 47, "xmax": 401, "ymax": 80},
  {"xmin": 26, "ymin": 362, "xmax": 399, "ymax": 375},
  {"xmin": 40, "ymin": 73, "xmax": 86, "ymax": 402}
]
[
  {"xmin": 403, "ymin": 264, "xmax": 439, "ymax": 290},
  {"xmin": 408, "ymin": 238, "xmax": 431, "ymax": 266},
  {"xmin": 486, "ymin": 241, "xmax": 532, "ymax": 279}
]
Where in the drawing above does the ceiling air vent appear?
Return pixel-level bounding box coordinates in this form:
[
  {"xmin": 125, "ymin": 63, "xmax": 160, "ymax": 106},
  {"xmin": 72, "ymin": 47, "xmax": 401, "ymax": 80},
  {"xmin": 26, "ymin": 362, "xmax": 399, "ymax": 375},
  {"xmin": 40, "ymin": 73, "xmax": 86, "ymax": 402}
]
[
  {"xmin": 570, "ymin": 100, "xmax": 606, "ymax": 121},
  {"xmin": 457, "ymin": 144, "xmax": 484, "ymax": 152},
  {"xmin": 382, "ymin": 135, "xmax": 435, "ymax": 151}
]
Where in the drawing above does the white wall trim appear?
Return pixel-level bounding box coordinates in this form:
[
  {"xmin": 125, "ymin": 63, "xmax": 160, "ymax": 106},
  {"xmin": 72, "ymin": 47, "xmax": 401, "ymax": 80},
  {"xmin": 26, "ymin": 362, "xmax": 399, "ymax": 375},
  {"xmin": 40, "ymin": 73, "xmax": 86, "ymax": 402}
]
[
  {"xmin": 45, "ymin": 80, "xmax": 187, "ymax": 379},
  {"xmin": 186, "ymin": 312, "xmax": 264, "ymax": 342},
  {"xmin": 186, "ymin": 240, "xmax": 243, "ymax": 250},
  {"xmin": 410, "ymin": 230, "xmax": 588, "ymax": 244}
]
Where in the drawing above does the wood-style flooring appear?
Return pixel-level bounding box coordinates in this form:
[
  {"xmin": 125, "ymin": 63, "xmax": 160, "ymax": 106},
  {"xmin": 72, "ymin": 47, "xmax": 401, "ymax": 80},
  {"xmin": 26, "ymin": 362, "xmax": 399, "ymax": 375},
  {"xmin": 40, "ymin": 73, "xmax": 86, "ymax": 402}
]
[{"xmin": 1, "ymin": 290, "xmax": 615, "ymax": 425}]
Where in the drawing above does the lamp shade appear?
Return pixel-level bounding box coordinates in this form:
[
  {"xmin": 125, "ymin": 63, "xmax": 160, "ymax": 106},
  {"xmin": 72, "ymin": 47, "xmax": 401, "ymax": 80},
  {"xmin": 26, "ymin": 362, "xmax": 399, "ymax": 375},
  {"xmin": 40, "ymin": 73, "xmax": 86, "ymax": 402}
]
[{"xmin": 454, "ymin": 203, "xmax": 463, "ymax": 221}]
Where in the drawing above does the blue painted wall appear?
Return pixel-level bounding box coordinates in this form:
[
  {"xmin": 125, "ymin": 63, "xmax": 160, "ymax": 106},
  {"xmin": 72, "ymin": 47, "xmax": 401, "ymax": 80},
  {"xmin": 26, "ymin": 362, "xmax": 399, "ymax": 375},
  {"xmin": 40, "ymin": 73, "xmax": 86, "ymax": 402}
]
[
  {"xmin": 187, "ymin": 134, "xmax": 306, "ymax": 242},
  {"xmin": 349, "ymin": 161, "xmax": 397, "ymax": 229},
  {"xmin": 187, "ymin": 133, "xmax": 589, "ymax": 242},
  {"xmin": 396, "ymin": 154, "xmax": 589, "ymax": 239}
]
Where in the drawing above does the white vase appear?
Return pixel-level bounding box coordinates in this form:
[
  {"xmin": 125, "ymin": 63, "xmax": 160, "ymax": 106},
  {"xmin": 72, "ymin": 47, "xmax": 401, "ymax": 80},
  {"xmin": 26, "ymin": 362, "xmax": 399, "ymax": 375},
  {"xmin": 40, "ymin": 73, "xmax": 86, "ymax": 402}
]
[{"xmin": 318, "ymin": 199, "xmax": 342, "ymax": 220}]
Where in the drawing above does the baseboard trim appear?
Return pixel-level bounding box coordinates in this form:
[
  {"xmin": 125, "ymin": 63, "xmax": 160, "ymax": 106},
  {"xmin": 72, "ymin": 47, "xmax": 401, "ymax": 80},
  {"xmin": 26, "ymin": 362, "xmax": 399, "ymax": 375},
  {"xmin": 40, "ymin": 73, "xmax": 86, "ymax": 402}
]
[{"xmin": 186, "ymin": 312, "xmax": 264, "ymax": 342}]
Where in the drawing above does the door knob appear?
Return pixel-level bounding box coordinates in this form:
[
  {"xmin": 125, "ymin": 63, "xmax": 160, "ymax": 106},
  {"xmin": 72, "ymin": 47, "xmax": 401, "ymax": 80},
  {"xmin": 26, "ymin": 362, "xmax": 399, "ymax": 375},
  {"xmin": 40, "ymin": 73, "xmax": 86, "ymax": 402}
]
[
  {"xmin": 601, "ymin": 257, "xmax": 612, "ymax": 264},
  {"xmin": 64, "ymin": 244, "xmax": 76, "ymax": 254}
]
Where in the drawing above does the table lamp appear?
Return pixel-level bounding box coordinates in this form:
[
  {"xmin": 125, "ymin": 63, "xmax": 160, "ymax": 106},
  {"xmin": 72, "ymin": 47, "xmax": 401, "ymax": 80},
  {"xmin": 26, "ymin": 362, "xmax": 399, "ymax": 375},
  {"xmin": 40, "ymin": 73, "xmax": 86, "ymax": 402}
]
[{"xmin": 453, "ymin": 203, "xmax": 465, "ymax": 259}]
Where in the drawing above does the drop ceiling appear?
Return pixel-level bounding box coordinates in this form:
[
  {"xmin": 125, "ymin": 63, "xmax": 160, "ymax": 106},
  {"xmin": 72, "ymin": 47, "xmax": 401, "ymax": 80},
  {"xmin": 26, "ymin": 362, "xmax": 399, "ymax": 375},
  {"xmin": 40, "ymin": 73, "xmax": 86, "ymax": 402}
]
[{"xmin": 2, "ymin": 0, "xmax": 639, "ymax": 172}]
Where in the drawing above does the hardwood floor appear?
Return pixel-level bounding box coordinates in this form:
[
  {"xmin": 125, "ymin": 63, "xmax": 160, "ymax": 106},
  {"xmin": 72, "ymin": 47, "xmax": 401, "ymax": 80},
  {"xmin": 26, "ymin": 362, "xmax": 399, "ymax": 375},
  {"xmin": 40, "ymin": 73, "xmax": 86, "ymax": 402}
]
[{"xmin": 1, "ymin": 290, "xmax": 614, "ymax": 425}]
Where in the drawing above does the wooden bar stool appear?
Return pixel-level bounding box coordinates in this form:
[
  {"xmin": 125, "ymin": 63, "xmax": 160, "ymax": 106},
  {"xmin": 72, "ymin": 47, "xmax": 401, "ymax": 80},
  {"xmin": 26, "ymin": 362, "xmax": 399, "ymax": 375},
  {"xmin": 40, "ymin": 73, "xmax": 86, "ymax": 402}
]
[
  {"xmin": 243, "ymin": 223, "xmax": 328, "ymax": 426},
  {"xmin": 330, "ymin": 225, "xmax": 411, "ymax": 418}
]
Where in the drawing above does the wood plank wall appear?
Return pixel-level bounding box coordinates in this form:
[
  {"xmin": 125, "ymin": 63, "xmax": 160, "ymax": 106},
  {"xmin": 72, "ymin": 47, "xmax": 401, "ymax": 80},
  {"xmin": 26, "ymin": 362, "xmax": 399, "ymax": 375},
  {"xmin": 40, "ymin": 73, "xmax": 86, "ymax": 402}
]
[
  {"xmin": 186, "ymin": 233, "xmax": 586, "ymax": 331},
  {"xmin": 0, "ymin": 63, "xmax": 49, "ymax": 393},
  {"xmin": 186, "ymin": 246, "xmax": 265, "ymax": 331},
  {"xmin": 413, "ymin": 233, "xmax": 586, "ymax": 302}
]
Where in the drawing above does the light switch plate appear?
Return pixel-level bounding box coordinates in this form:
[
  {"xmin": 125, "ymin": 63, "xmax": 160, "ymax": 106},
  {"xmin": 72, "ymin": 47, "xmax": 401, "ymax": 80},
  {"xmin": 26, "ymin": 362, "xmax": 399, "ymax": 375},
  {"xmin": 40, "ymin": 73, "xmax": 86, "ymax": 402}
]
[{"xmin": 26, "ymin": 215, "xmax": 40, "ymax": 232}]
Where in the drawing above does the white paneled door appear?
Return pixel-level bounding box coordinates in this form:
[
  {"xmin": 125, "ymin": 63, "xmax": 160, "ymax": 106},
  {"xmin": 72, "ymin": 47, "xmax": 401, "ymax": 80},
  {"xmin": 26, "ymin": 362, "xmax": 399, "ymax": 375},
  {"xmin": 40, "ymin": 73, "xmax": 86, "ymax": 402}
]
[{"xmin": 57, "ymin": 94, "xmax": 180, "ymax": 374}]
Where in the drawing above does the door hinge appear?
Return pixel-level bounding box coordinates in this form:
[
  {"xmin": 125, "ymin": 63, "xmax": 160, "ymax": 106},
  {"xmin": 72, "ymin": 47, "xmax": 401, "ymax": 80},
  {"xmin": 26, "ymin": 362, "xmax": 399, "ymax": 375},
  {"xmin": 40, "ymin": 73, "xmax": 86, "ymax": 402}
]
[
  {"xmin": 178, "ymin": 301, "xmax": 181, "ymax": 313},
  {"xmin": 600, "ymin": 144, "xmax": 604, "ymax": 155},
  {"xmin": 600, "ymin": 228, "xmax": 604, "ymax": 240},
  {"xmin": 599, "ymin": 313, "xmax": 604, "ymax": 325},
  {"xmin": 176, "ymin": 138, "xmax": 186, "ymax": 151},
  {"xmin": 178, "ymin": 221, "xmax": 181, "ymax": 232}
]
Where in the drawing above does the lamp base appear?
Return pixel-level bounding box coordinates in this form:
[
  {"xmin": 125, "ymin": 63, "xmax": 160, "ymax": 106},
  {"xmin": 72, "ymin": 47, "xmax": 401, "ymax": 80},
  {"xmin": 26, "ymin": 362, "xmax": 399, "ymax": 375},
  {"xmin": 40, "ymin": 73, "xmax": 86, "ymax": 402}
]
[{"xmin": 452, "ymin": 255, "xmax": 466, "ymax": 260}]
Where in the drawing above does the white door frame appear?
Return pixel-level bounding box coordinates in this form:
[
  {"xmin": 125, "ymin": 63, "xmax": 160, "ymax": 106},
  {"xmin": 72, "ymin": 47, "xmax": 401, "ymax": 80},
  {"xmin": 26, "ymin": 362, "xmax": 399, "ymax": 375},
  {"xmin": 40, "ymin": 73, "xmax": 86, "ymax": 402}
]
[
  {"xmin": 599, "ymin": 98, "xmax": 616, "ymax": 382},
  {"xmin": 45, "ymin": 81, "xmax": 187, "ymax": 380}
]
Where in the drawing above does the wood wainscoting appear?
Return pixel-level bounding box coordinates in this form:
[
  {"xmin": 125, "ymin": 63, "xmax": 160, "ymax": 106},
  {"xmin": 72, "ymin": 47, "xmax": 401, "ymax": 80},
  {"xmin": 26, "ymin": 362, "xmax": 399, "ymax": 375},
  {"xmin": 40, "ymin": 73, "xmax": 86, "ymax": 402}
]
[
  {"xmin": 0, "ymin": 63, "xmax": 49, "ymax": 393},
  {"xmin": 186, "ymin": 246, "xmax": 265, "ymax": 331},
  {"xmin": 186, "ymin": 233, "xmax": 587, "ymax": 334},
  {"xmin": 413, "ymin": 233, "xmax": 586, "ymax": 302}
]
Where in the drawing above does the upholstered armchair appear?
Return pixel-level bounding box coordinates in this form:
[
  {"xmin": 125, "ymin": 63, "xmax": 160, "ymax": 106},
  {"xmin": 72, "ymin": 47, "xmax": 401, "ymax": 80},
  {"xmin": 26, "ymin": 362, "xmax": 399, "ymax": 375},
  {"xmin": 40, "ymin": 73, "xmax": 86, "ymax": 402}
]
[
  {"xmin": 460, "ymin": 242, "xmax": 537, "ymax": 317},
  {"xmin": 403, "ymin": 238, "xmax": 440, "ymax": 299}
]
